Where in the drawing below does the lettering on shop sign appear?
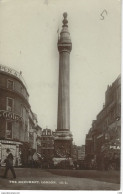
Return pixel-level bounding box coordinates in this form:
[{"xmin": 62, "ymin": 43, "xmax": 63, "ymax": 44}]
[
  {"xmin": 0, "ymin": 110, "xmax": 23, "ymax": 122},
  {"xmin": 0, "ymin": 64, "xmax": 23, "ymax": 82},
  {"xmin": 0, "ymin": 140, "xmax": 22, "ymax": 145},
  {"xmin": 110, "ymin": 145, "xmax": 120, "ymax": 150}
]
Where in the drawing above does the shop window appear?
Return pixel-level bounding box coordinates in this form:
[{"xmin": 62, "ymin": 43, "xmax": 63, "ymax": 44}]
[
  {"xmin": 6, "ymin": 122, "xmax": 12, "ymax": 139},
  {"xmin": 6, "ymin": 98, "xmax": 14, "ymax": 111},
  {"xmin": 7, "ymin": 80, "xmax": 14, "ymax": 90}
]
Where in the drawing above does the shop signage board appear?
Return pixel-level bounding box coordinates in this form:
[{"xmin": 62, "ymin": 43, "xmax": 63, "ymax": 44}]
[
  {"xmin": 0, "ymin": 140, "xmax": 22, "ymax": 145},
  {"xmin": 0, "ymin": 64, "xmax": 26, "ymax": 86},
  {"xmin": 0, "ymin": 110, "xmax": 23, "ymax": 122}
]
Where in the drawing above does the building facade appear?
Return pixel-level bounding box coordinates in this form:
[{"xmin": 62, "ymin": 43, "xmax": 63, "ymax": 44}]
[
  {"xmin": 0, "ymin": 64, "xmax": 41, "ymax": 166},
  {"xmin": 77, "ymin": 145, "xmax": 85, "ymax": 161},
  {"xmin": 41, "ymin": 128, "xmax": 54, "ymax": 168},
  {"xmin": 36, "ymin": 125, "xmax": 42, "ymax": 155},
  {"xmin": 72, "ymin": 145, "xmax": 78, "ymax": 162},
  {"xmin": 85, "ymin": 75, "xmax": 121, "ymax": 170},
  {"xmin": 29, "ymin": 111, "xmax": 42, "ymax": 152},
  {"xmin": 72, "ymin": 144, "xmax": 85, "ymax": 169}
]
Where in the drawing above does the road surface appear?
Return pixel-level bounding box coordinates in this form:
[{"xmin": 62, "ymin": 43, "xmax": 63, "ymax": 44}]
[{"xmin": 0, "ymin": 168, "xmax": 120, "ymax": 190}]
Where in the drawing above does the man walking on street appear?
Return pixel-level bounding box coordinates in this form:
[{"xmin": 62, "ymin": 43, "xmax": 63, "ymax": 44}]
[{"xmin": 3, "ymin": 148, "xmax": 16, "ymax": 179}]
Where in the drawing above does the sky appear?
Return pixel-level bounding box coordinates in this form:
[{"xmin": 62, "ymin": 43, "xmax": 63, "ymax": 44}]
[{"xmin": 0, "ymin": 0, "xmax": 121, "ymax": 145}]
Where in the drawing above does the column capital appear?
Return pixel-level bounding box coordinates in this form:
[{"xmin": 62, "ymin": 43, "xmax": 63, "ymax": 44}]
[{"xmin": 58, "ymin": 13, "xmax": 72, "ymax": 53}]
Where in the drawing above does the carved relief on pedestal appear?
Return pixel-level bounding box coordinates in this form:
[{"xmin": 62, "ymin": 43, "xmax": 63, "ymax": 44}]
[{"xmin": 54, "ymin": 140, "xmax": 71, "ymax": 158}]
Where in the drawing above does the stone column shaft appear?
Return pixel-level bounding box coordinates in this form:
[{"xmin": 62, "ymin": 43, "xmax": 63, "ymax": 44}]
[{"xmin": 57, "ymin": 51, "xmax": 70, "ymax": 130}]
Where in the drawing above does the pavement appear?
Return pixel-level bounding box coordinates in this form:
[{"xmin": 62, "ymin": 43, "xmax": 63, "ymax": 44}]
[{"xmin": 0, "ymin": 168, "xmax": 120, "ymax": 190}]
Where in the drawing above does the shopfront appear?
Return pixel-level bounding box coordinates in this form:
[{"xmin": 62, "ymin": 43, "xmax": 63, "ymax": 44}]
[{"xmin": 0, "ymin": 140, "xmax": 22, "ymax": 166}]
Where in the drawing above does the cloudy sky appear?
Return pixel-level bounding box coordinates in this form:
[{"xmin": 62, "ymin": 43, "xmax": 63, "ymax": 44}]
[{"xmin": 0, "ymin": 0, "xmax": 121, "ymax": 145}]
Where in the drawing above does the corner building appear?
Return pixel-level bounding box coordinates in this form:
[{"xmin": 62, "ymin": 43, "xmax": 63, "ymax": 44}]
[
  {"xmin": 85, "ymin": 75, "xmax": 121, "ymax": 170},
  {"xmin": 41, "ymin": 128, "xmax": 54, "ymax": 168},
  {"xmin": 0, "ymin": 64, "xmax": 41, "ymax": 166}
]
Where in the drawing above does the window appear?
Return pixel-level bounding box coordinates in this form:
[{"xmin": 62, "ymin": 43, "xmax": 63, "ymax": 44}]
[
  {"xmin": 7, "ymin": 80, "xmax": 14, "ymax": 90},
  {"xmin": 6, "ymin": 98, "xmax": 14, "ymax": 111},
  {"xmin": 6, "ymin": 122, "xmax": 12, "ymax": 139},
  {"xmin": 24, "ymin": 123, "xmax": 28, "ymax": 141},
  {"xmin": 42, "ymin": 143, "xmax": 46, "ymax": 147},
  {"xmin": 48, "ymin": 132, "xmax": 51, "ymax": 136},
  {"xmin": 21, "ymin": 104, "xmax": 23, "ymax": 116},
  {"xmin": 25, "ymin": 123, "xmax": 28, "ymax": 131},
  {"xmin": 21, "ymin": 86, "xmax": 23, "ymax": 93}
]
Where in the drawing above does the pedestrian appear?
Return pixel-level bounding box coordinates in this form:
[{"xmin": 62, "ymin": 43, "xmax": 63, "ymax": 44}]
[
  {"xmin": 32, "ymin": 152, "xmax": 38, "ymax": 168},
  {"xmin": 3, "ymin": 148, "xmax": 16, "ymax": 179}
]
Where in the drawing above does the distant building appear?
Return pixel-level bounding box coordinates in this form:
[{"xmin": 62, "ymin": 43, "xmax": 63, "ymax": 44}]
[
  {"xmin": 78, "ymin": 145, "xmax": 85, "ymax": 161},
  {"xmin": 29, "ymin": 112, "xmax": 42, "ymax": 152},
  {"xmin": 41, "ymin": 128, "xmax": 54, "ymax": 168},
  {"xmin": 71, "ymin": 144, "xmax": 85, "ymax": 169},
  {"xmin": 72, "ymin": 145, "xmax": 78, "ymax": 162},
  {"xmin": 0, "ymin": 64, "xmax": 41, "ymax": 166},
  {"xmin": 36, "ymin": 125, "xmax": 42, "ymax": 156},
  {"xmin": 85, "ymin": 75, "xmax": 121, "ymax": 170}
]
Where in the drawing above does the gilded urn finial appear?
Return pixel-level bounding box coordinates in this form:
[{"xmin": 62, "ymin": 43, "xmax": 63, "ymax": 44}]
[{"xmin": 62, "ymin": 12, "xmax": 68, "ymax": 27}]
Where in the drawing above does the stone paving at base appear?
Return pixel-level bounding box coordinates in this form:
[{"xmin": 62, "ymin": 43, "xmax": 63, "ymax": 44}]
[{"xmin": 0, "ymin": 168, "xmax": 120, "ymax": 190}]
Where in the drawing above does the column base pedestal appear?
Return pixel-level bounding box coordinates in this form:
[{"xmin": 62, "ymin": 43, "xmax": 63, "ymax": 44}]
[{"xmin": 54, "ymin": 130, "xmax": 73, "ymax": 159}]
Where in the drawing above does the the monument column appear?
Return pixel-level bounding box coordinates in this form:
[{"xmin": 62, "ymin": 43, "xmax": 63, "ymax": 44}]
[
  {"xmin": 54, "ymin": 13, "xmax": 73, "ymax": 163},
  {"xmin": 57, "ymin": 12, "xmax": 72, "ymax": 131}
]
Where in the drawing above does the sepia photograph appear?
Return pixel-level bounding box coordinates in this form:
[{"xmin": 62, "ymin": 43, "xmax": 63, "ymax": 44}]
[{"xmin": 0, "ymin": 0, "xmax": 121, "ymax": 191}]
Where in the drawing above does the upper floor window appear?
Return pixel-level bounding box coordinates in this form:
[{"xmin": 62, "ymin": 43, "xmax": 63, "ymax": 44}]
[
  {"xmin": 7, "ymin": 80, "xmax": 14, "ymax": 90},
  {"xmin": 47, "ymin": 132, "xmax": 51, "ymax": 136},
  {"xmin": 20, "ymin": 86, "xmax": 23, "ymax": 94},
  {"xmin": 21, "ymin": 104, "xmax": 23, "ymax": 116},
  {"xmin": 43, "ymin": 132, "xmax": 46, "ymax": 136},
  {"xmin": 6, "ymin": 121, "xmax": 12, "ymax": 139},
  {"xmin": 6, "ymin": 97, "xmax": 14, "ymax": 111},
  {"xmin": 25, "ymin": 123, "xmax": 28, "ymax": 131}
]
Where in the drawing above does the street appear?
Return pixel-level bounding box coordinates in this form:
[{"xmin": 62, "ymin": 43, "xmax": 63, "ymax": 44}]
[{"xmin": 0, "ymin": 168, "xmax": 120, "ymax": 190}]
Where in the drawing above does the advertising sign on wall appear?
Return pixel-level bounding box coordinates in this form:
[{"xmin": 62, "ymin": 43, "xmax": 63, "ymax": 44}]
[
  {"xmin": 0, "ymin": 64, "xmax": 26, "ymax": 86},
  {"xmin": 0, "ymin": 110, "xmax": 23, "ymax": 122}
]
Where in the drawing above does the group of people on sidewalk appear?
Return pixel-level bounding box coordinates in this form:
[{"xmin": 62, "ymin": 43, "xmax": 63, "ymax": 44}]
[{"xmin": 0, "ymin": 148, "xmax": 16, "ymax": 179}]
